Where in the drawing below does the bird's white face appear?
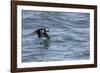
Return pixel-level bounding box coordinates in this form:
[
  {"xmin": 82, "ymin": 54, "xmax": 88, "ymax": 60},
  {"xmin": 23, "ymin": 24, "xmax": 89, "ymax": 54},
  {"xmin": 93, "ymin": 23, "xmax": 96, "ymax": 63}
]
[{"xmin": 46, "ymin": 29, "xmax": 49, "ymax": 32}]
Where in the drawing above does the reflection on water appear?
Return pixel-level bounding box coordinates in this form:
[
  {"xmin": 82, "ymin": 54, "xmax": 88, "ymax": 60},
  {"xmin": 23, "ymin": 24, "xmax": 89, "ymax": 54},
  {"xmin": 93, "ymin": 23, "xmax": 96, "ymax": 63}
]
[
  {"xmin": 39, "ymin": 39, "xmax": 51, "ymax": 49},
  {"xmin": 22, "ymin": 10, "xmax": 90, "ymax": 62}
]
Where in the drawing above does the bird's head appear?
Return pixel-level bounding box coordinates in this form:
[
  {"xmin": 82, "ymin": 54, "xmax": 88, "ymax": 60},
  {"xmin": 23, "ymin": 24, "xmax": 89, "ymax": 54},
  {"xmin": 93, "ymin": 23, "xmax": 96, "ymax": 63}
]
[{"xmin": 46, "ymin": 28, "xmax": 49, "ymax": 32}]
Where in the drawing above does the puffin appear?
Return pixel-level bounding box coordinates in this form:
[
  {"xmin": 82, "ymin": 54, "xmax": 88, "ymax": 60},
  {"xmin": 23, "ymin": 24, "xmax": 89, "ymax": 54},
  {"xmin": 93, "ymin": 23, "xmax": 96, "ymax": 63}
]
[{"xmin": 32, "ymin": 28, "xmax": 50, "ymax": 39}]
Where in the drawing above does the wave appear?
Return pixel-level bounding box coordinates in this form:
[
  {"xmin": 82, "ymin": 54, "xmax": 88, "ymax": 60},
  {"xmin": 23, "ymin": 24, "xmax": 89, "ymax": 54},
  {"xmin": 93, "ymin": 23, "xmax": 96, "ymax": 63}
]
[{"xmin": 22, "ymin": 10, "xmax": 90, "ymax": 62}]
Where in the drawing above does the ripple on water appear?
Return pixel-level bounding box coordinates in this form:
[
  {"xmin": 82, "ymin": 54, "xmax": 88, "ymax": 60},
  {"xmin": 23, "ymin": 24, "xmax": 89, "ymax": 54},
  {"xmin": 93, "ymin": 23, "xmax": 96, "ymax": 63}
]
[{"xmin": 22, "ymin": 10, "xmax": 90, "ymax": 62}]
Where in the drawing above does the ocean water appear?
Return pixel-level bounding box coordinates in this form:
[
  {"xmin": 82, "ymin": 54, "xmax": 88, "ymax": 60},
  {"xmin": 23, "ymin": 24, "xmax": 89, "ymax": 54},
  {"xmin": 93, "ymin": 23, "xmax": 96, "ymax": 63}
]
[{"xmin": 22, "ymin": 10, "xmax": 90, "ymax": 62}]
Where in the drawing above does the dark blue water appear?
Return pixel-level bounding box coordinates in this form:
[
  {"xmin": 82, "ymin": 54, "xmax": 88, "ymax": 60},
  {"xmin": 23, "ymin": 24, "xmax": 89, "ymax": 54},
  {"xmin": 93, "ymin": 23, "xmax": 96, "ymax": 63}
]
[{"xmin": 22, "ymin": 10, "xmax": 90, "ymax": 62}]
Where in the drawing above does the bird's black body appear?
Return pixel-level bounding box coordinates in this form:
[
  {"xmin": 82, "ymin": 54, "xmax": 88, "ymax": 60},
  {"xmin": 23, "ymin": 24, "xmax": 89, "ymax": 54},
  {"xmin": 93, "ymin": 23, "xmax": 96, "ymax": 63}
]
[{"xmin": 33, "ymin": 29, "xmax": 50, "ymax": 39}]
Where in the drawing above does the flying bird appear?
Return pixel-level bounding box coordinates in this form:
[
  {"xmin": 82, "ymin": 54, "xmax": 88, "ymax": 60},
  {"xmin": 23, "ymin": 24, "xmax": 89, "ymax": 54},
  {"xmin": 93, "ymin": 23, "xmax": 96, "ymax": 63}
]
[{"xmin": 32, "ymin": 28, "xmax": 50, "ymax": 39}]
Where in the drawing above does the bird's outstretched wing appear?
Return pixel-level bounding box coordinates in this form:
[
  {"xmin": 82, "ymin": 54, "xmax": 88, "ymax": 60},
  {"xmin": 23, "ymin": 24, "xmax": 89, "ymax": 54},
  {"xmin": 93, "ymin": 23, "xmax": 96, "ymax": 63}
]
[{"xmin": 32, "ymin": 30, "xmax": 37, "ymax": 35}]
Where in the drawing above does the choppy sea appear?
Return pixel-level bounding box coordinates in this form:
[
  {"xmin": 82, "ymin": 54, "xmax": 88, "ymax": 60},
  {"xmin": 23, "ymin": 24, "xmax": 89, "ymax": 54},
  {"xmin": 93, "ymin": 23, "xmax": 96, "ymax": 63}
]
[{"xmin": 22, "ymin": 10, "xmax": 90, "ymax": 62}]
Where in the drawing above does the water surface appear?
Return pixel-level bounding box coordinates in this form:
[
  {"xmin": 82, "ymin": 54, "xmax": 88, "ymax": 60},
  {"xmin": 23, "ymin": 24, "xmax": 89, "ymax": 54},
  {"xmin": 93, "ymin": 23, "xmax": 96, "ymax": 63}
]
[{"xmin": 22, "ymin": 10, "xmax": 90, "ymax": 62}]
